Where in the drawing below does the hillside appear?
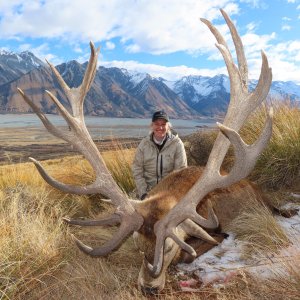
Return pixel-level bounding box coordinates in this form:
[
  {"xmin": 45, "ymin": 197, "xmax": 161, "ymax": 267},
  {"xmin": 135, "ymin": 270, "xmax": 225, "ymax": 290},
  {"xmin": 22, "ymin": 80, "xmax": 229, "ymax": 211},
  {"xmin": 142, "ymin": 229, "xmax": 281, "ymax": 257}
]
[{"xmin": 0, "ymin": 50, "xmax": 299, "ymax": 117}]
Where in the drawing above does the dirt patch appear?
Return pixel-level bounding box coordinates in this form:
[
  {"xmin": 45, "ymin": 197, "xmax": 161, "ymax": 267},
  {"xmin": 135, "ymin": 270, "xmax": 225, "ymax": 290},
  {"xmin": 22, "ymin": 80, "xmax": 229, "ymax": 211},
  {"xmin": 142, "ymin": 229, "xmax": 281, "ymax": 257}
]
[{"xmin": 0, "ymin": 136, "xmax": 141, "ymax": 165}]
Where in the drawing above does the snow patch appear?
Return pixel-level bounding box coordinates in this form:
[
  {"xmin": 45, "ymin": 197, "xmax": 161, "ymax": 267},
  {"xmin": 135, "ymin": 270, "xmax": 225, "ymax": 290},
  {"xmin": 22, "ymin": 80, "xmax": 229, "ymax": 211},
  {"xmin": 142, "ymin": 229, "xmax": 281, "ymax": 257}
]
[
  {"xmin": 121, "ymin": 68, "xmax": 148, "ymax": 87},
  {"xmin": 163, "ymin": 80, "xmax": 176, "ymax": 90},
  {"xmin": 177, "ymin": 204, "xmax": 300, "ymax": 289}
]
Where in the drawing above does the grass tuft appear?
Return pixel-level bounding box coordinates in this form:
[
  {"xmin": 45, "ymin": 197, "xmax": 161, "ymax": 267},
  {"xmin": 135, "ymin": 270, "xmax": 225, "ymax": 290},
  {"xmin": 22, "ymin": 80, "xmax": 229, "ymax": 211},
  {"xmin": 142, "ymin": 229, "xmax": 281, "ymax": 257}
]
[
  {"xmin": 102, "ymin": 139, "xmax": 136, "ymax": 194},
  {"xmin": 227, "ymin": 196, "xmax": 289, "ymax": 256},
  {"xmin": 241, "ymin": 99, "xmax": 300, "ymax": 189}
]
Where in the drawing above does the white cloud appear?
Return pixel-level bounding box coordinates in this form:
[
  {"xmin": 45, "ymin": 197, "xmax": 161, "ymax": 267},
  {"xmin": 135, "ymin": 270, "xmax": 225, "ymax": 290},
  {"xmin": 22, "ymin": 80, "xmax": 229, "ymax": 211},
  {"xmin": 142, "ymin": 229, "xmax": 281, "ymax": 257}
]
[
  {"xmin": 0, "ymin": 0, "xmax": 238, "ymax": 55},
  {"xmin": 246, "ymin": 21, "xmax": 259, "ymax": 32},
  {"xmin": 73, "ymin": 45, "xmax": 84, "ymax": 54},
  {"xmin": 0, "ymin": 0, "xmax": 299, "ymax": 84},
  {"xmin": 105, "ymin": 41, "xmax": 115, "ymax": 50},
  {"xmin": 125, "ymin": 44, "xmax": 141, "ymax": 53},
  {"xmin": 15, "ymin": 42, "xmax": 63, "ymax": 65},
  {"xmin": 101, "ymin": 31, "xmax": 300, "ymax": 85},
  {"xmin": 101, "ymin": 59, "xmax": 226, "ymax": 81},
  {"xmin": 242, "ymin": 32, "xmax": 275, "ymax": 51},
  {"xmin": 262, "ymin": 40, "xmax": 300, "ymax": 84},
  {"xmin": 282, "ymin": 25, "xmax": 292, "ymax": 31}
]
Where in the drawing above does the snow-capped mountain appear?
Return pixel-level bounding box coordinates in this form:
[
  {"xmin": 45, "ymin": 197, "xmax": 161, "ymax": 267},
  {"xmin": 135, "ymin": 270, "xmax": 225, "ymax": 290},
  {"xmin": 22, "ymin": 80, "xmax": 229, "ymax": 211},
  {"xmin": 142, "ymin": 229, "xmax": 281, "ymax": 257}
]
[
  {"xmin": 0, "ymin": 49, "xmax": 299, "ymax": 117},
  {"xmin": 164, "ymin": 75, "xmax": 300, "ymax": 116},
  {"xmin": 0, "ymin": 50, "xmax": 45, "ymax": 86},
  {"xmin": 250, "ymin": 80, "xmax": 300, "ymax": 101},
  {"xmin": 0, "ymin": 55, "xmax": 198, "ymax": 118},
  {"xmin": 119, "ymin": 68, "xmax": 148, "ymax": 88},
  {"xmin": 163, "ymin": 74, "xmax": 231, "ymax": 116},
  {"xmin": 164, "ymin": 74, "xmax": 230, "ymax": 100}
]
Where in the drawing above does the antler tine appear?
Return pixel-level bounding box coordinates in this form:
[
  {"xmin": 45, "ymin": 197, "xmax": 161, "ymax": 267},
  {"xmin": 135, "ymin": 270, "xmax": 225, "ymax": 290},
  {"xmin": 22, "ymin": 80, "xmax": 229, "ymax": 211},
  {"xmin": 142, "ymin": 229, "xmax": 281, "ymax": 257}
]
[
  {"xmin": 216, "ymin": 109, "xmax": 273, "ymax": 187},
  {"xmin": 215, "ymin": 43, "xmax": 243, "ymax": 107},
  {"xmin": 46, "ymin": 42, "xmax": 100, "ymax": 119},
  {"xmin": 17, "ymin": 88, "xmax": 70, "ymax": 142},
  {"xmin": 147, "ymin": 9, "xmax": 273, "ymax": 276},
  {"xmin": 148, "ymin": 200, "xmax": 220, "ymax": 277},
  {"xmin": 248, "ymin": 51, "xmax": 272, "ymax": 111},
  {"xmin": 46, "ymin": 59, "xmax": 72, "ymax": 102},
  {"xmin": 62, "ymin": 214, "xmax": 121, "ymax": 226},
  {"xmin": 201, "ymin": 16, "xmax": 246, "ymax": 108},
  {"xmin": 181, "ymin": 219, "xmax": 219, "ymax": 244},
  {"xmin": 28, "ymin": 157, "xmax": 109, "ymax": 195},
  {"xmin": 71, "ymin": 213, "xmax": 143, "ymax": 257},
  {"xmin": 147, "ymin": 233, "xmax": 165, "ymax": 277},
  {"xmin": 199, "ymin": 18, "xmax": 229, "ymax": 52},
  {"xmin": 220, "ymin": 9, "xmax": 248, "ymax": 87},
  {"xmin": 78, "ymin": 42, "xmax": 100, "ymax": 113}
]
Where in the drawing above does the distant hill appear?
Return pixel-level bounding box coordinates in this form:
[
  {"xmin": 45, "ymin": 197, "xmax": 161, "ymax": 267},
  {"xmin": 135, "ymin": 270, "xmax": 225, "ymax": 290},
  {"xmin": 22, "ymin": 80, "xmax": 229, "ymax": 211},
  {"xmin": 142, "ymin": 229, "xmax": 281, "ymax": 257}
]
[{"xmin": 0, "ymin": 50, "xmax": 299, "ymax": 118}]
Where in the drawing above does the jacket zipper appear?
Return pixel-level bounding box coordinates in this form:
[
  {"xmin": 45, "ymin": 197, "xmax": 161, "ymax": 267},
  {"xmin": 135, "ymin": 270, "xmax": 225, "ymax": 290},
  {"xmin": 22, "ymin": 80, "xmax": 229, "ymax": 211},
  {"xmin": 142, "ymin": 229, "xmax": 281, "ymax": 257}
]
[
  {"xmin": 156, "ymin": 151, "xmax": 164, "ymax": 184},
  {"xmin": 160, "ymin": 154, "xmax": 163, "ymax": 180},
  {"xmin": 154, "ymin": 135, "xmax": 170, "ymax": 184},
  {"xmin": 156, "ymin": 152, "xmax": 159, "ymax": 184}
]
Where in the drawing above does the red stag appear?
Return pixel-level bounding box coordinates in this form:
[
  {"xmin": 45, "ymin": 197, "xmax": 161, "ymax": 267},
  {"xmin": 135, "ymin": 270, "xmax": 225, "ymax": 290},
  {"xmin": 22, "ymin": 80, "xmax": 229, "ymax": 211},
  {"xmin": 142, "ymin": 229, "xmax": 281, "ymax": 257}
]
[{"xmin": 18, "ymin": 9, "xmax": 274, "ymax": 294}]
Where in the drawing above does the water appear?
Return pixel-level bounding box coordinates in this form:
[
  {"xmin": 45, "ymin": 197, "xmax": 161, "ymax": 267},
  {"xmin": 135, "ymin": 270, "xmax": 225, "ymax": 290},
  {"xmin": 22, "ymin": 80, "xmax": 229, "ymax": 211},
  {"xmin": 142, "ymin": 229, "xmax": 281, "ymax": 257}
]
[{"xmin": 0, "ymin": 114, "xmax": 217, "ymax": 139}]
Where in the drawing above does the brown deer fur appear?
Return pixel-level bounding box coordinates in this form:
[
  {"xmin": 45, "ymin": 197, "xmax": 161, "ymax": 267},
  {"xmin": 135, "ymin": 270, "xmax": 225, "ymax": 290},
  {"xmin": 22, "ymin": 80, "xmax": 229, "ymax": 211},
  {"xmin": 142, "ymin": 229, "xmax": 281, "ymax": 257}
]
[
  {"xmin": 133, "ymin": 166, "xmax": 272, "ymax": 264},
  {"xmin": 136, "ymin": 166, "xmax": 269, "ymax": 232}
]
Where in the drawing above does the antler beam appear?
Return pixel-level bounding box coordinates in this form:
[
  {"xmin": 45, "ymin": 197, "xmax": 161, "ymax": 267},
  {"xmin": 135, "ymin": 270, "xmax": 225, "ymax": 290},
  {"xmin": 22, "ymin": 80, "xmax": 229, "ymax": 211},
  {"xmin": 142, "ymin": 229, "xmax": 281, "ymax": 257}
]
[
  {"xmin": 147, "ymin": 9, "xmax": 273, "ymax": 277},
  {"xmin": 18, "ymin": 42, "xmax": 143, "ymax": 255}
]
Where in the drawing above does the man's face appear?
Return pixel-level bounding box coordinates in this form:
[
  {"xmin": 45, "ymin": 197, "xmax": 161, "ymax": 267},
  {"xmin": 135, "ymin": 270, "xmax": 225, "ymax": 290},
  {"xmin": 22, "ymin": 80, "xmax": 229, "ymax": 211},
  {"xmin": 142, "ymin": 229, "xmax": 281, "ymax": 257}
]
[{"xmin": 152, "ymin": 119, "xmax": 168, "ymax": 140}]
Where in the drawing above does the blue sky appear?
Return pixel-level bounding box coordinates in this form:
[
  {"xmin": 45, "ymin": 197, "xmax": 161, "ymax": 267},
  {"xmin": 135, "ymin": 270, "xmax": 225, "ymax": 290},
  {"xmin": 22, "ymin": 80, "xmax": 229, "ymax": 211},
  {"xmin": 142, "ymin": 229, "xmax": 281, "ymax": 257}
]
[{"xmin": 0, "ymin": 0, "xmax": 300, "ymax": 83}]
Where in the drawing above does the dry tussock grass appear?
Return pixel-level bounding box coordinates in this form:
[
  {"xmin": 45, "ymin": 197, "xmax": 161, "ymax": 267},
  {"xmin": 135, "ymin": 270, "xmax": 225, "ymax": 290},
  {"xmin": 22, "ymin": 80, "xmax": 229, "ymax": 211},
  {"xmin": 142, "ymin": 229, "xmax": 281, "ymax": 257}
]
[
  {"xmin": 184, "ymin": 100, "xmax": 300, "ymax": 190},
  {"xmin": 227, "ymin": 196, "xmax": 289, "ymax": 257},
  {"xmin": 0, "ymin": 146, "xmax": 141, "ymax": 300},
  {"xmin": 21, "ymin": 228, "xmax": 144, "ymax": 300},
  {"xmin": 0, "ymin": 183, "xmax": 67, "ymax": 298},
  {"xmin": 46, "ymin": 143, "xmax": 136, "ymax": 195},
  {"xmin": 241, "ymin": 99, "xmax": 300, "ymax": 189},
  {"xmin": 1, "ymin": 137, "xmax": 299, "ymax": 299}
]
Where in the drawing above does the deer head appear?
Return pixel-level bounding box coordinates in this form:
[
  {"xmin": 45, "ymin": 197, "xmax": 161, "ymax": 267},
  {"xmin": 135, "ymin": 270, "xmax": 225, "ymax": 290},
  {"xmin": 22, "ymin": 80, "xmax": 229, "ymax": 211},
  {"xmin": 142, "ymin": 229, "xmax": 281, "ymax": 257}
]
[{"xmin": 18, "ymin": 9, "xmax": 272, "ymax": 294}]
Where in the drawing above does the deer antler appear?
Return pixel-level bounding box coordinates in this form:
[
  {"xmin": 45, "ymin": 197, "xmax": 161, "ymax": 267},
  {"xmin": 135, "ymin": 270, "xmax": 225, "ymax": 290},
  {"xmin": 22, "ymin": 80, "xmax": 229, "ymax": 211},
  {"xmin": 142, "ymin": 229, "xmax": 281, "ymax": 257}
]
[
  {"xmin": 17, "ymin": 42, "xmax": 143, "ymax": 256},
  {"xmin": 147, "ymin": 9, "xmax": 273, "ymax": 277}
]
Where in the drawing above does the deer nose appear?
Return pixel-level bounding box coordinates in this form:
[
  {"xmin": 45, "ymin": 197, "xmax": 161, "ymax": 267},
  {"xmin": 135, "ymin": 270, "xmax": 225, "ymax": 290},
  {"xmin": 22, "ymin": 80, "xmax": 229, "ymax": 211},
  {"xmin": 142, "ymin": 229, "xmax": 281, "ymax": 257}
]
[{"xmin": 141, "ymin": 285, "xmax": 159, "ymax": 296}]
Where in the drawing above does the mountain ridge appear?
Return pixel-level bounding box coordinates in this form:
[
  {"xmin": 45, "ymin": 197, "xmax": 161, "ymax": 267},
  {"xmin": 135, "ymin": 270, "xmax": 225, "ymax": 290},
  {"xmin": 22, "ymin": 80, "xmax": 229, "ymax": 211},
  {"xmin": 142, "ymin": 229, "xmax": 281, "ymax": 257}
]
[{"xmin": 0, "ymin": 50, "xmax": 299, "ymax": 118}]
